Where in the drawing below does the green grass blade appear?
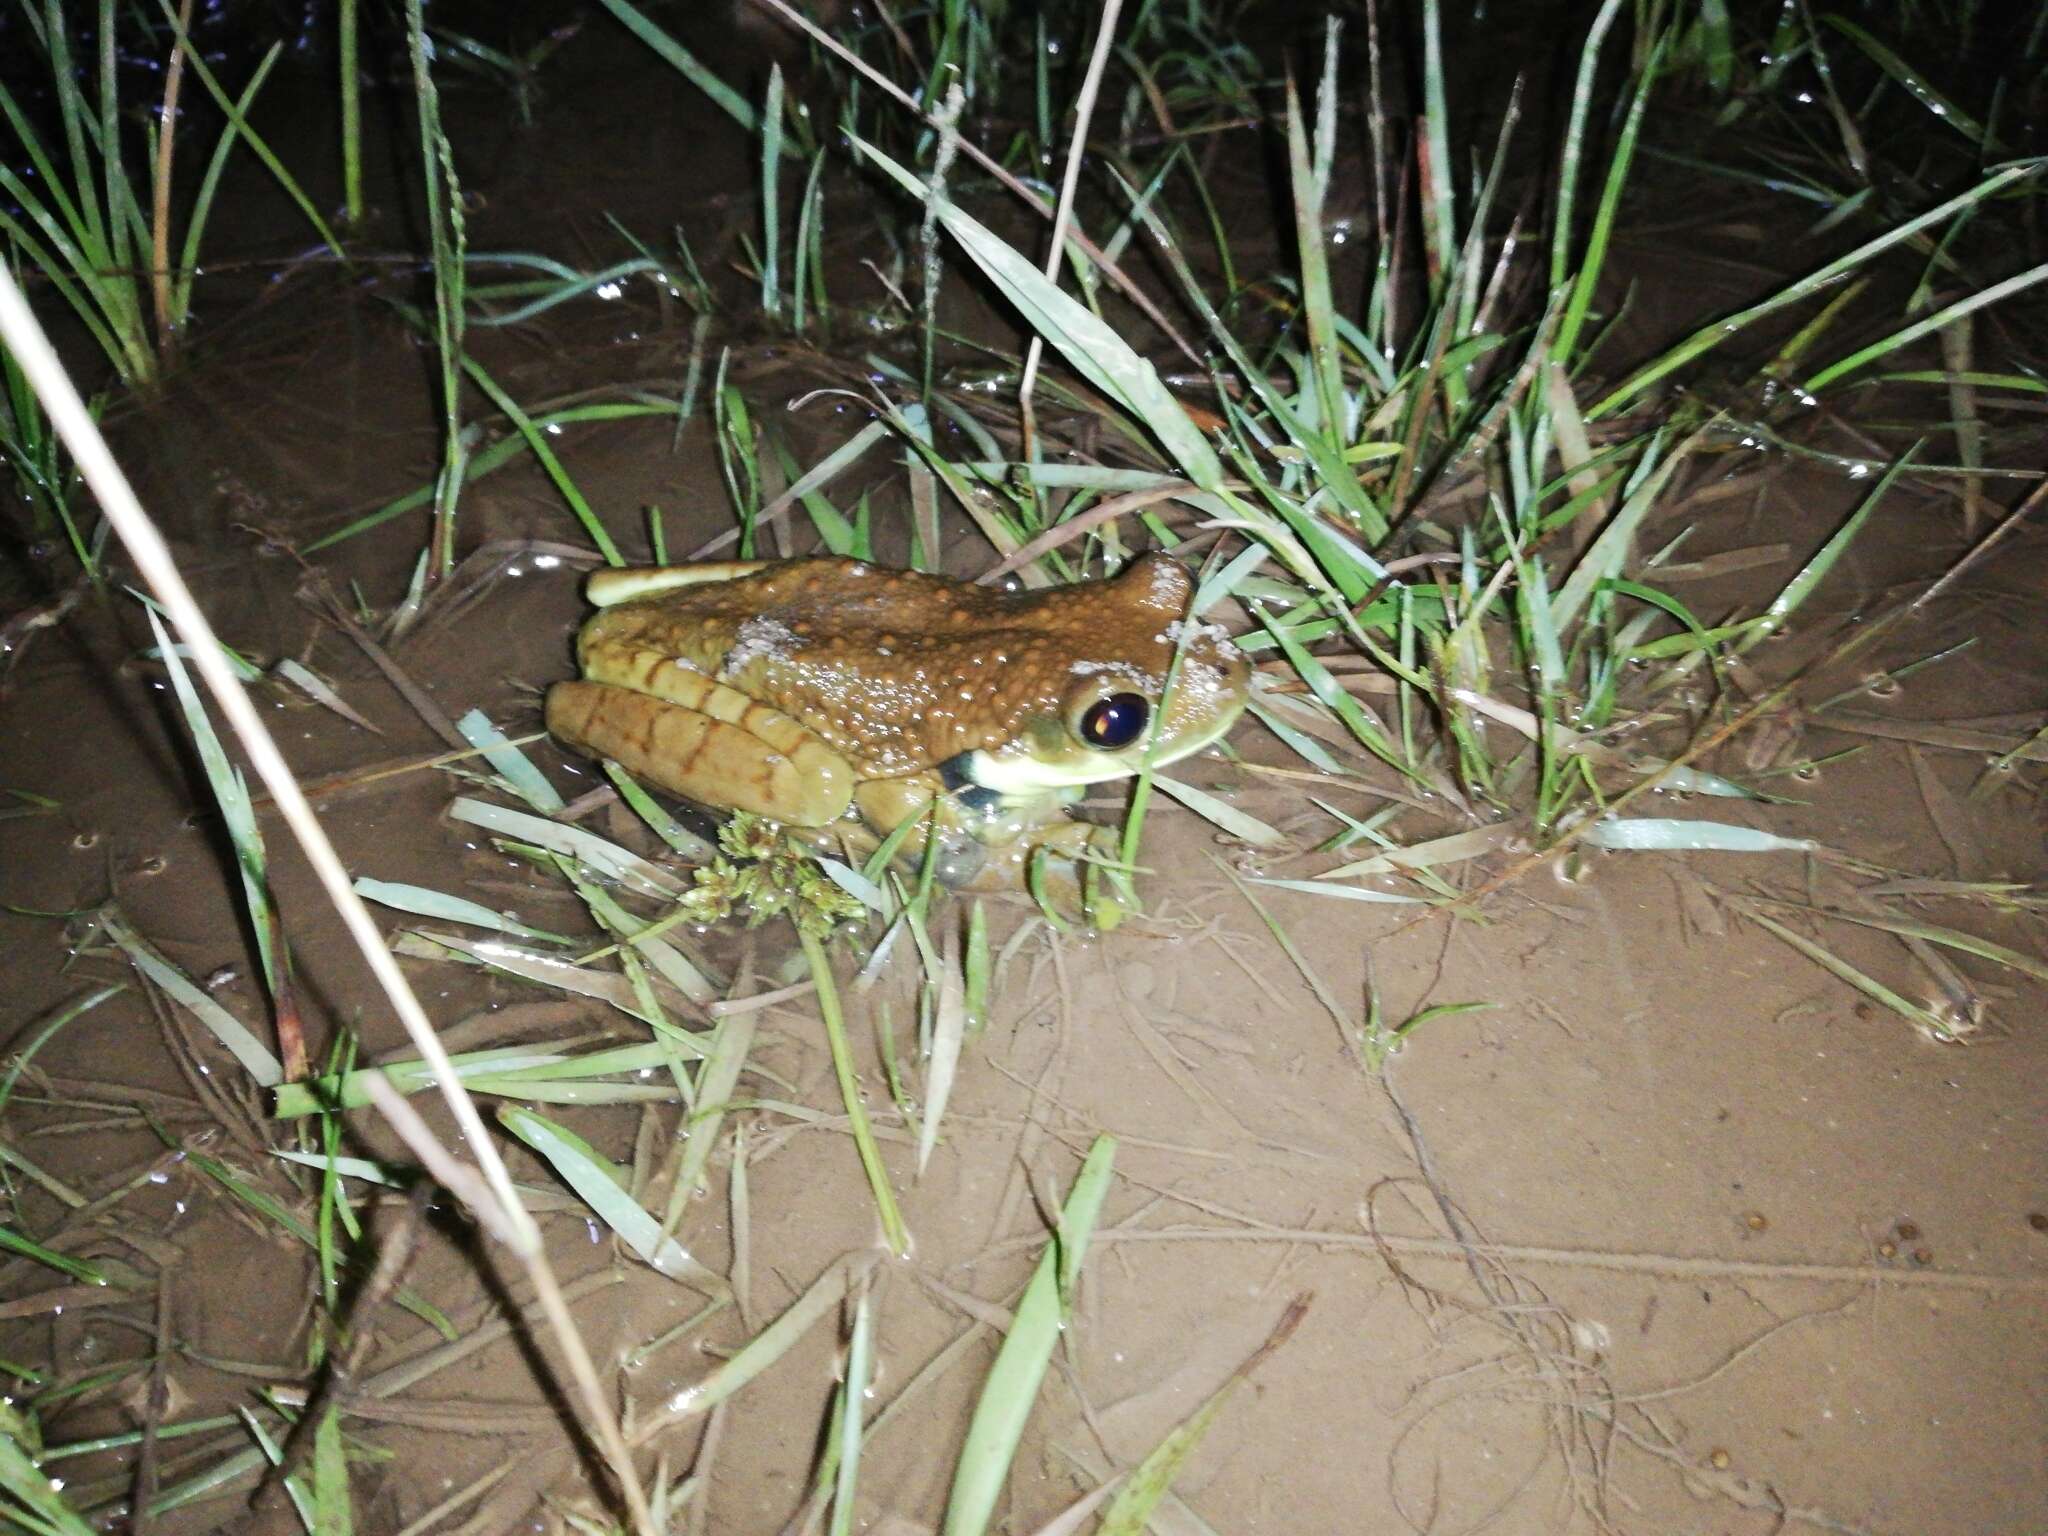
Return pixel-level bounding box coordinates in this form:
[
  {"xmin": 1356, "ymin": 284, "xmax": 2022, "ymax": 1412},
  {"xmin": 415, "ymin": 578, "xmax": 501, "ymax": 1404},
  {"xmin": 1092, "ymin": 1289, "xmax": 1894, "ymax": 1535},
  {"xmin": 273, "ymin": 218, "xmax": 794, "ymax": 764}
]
[
  {"xmin": 661, "ymin": 1007, "xmax": 758, "ymax": 1239},
  {"xmin": 1737, "ymin": 905, "xmax": 1966, "ymax": 1042},
  {"xmin": 761, "ymin": 64, "xmax": 783, "ymax": 315},
  {"xmin": 1551, "ymin": 0, "xmax": 1629, "ymax": 289},
  {"xmin": 454, "ymin": 708, "xmax": 565, "ymax": 812},
  {"xmin": 1098, "ymin": 1297, "xmax": 1309, "ymax": 1535},
  {"xmin": 309, "ymin": 1405, "xmax": 352, "ymax": 1536},
  {"xmin": 1742, "ymin": 446, "xmax": 1913, "ymax": 649},
  {"xmin": 352, "ymin": 877, "xmax": 570, "ymax": 944},
  {"xmin": 1802, "ymin": 264, "xmax": 2048, "ymax": 394},
  {"xmin": 98, "ymin": 909, "xmax": 282, "ymax": 1087},
  {"xmin": 0, "ymin": 1226, "xmax": 107, "ymax": 1285},
  {"xmin": 642, "ymin": 1251, "xmax": 879, "ymax": 1428},
  {"xmin": 0, "ymin": 1403, "xmax": 98, "ymax": 1535},
  {"xmin": 156, "ymin": 0, "xmax": 345, "ymax": 260},
  {"xmin": 1766, "ymin": 904, "xmax": 2048, "ymax": 984},
  {"xmin": 1284, "ymin": 64, "xmax": 1343, "ymax": 448},
  {"xmin": 850, "ymin": 135, "xmax": 1225, "ymax": 492},
  {"xmin": 147, "ymin": 608, "xmax": 288, "ymax": 999},
  {"xmin": 595, "ymin": 0, "xmax": 758, "ymax": 131},
  {"xmin": 826, "ymin": 1286, "xmax": 873, "ymax": 1536},
  {"xmin": 499, "ymin": 1106, "xmax": 726, "ymax": 1290},
  {"xmin": 452, "ymin": 352, "xmax": 624, "ymax": 565},
  {"xmin": 1555, "ymin": 31, "xmax": 1662, "ymax": 362},
  {"xmin": 800, "ymin": 929, "xmax": 909, "ymax": 1255},
  {"xmin": 447, "ymin": 797, "xmax": 684, "ymax": 898},
  {"xmin": 1549, "ymin": 425, "xmax": 1704, "ymax": 632},
  {"xmin": 942, "ymin": 1134, "xmax": 1116, "ymax": 1536},
  {"xmin": 171, "ymin": 44, "xmax": 281, "ymax": 324},
  {"xmin": 1588, "ymin": 162, "xmax": 2041, "ymax": 417},
  {"xmin": 1820, "ymin": 16, "xmax": 1988, "ymax": 146},
  {"xmin": 1417, "ymin": 0, "xmax": 1455, "ymax": 284}
]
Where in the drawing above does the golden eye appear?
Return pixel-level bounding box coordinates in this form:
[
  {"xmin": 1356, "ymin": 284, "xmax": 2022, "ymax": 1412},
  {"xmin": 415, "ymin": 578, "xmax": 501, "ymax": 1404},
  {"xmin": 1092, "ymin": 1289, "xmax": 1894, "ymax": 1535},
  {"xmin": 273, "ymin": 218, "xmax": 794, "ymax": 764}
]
[{"xmin": 1078, "ymin": 692, "xmax": 1149, "ymax": 750}]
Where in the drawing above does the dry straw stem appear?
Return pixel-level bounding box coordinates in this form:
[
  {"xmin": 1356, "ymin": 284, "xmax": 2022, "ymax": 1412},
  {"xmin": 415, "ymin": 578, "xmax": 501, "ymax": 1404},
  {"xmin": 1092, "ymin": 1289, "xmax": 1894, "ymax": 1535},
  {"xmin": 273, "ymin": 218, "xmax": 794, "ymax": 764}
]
[
  {"xmin": 997, "ymin": 1221, "xmax": 2048, "ymax": 1297},
  {"xmin": 1016, "ymin": 0, "xmax": 1123, "ymax": 460},
  {"xmin": 1909, "ymin": 470, "xmax": 2048, "ymax": 610},
  {"xmin": 0, "ymin": 264, "xmax": 657, "ymax": 1536}
]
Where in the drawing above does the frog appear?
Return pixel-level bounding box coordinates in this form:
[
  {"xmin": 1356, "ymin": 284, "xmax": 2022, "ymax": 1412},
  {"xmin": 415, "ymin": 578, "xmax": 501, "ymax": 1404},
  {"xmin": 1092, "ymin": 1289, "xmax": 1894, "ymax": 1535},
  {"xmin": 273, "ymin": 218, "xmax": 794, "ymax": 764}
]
[{"xmin": 544, "ymin": 551, "xmax": 1251, "ymax": 887}]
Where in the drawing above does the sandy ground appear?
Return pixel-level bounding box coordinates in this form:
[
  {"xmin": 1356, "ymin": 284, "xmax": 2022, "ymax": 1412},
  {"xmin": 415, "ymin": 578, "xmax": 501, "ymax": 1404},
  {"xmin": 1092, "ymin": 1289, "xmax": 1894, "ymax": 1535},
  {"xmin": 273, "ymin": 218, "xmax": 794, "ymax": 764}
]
[{"xmin": 1, "ymin": 12, "xmax": 2044, "ymax": 1535}]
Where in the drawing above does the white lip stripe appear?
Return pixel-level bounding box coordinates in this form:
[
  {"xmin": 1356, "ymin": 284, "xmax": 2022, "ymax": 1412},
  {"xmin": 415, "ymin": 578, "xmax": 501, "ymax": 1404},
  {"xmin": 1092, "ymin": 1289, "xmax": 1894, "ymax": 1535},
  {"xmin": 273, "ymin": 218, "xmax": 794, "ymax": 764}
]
[{"xmin": 962, "ymin": 712, "xmax": 1239, "ymax": 793}]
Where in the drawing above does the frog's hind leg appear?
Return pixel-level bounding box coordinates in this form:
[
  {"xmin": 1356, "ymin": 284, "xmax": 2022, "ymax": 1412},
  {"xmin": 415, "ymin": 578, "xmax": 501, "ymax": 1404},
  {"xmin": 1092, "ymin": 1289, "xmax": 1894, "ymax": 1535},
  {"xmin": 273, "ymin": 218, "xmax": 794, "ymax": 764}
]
[
  {"xmin": 546, "ymin": 677, "xmax": 854, "ymax": 826},
  {"xmin": 585, "ymin": 561, "xmax": 772, "ymax": 608}
]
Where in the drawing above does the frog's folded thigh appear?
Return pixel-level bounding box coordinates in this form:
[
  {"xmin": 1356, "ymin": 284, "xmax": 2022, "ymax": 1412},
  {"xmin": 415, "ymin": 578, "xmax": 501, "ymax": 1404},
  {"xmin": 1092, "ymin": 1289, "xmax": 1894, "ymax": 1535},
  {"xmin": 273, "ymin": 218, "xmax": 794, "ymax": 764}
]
[{"xmin": 545, "ymin": 678, "xmax": 856, "ymax": 826}]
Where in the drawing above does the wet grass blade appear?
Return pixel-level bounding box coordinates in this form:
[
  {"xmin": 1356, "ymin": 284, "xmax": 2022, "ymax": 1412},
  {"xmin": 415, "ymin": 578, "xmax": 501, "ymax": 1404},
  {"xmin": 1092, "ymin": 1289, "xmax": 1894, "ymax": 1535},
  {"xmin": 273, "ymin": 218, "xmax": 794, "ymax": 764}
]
[
  {"xmin": 826, "ymin": 1285, "xmax": 873, "ymax": 1536},
  {"xmin": 1254, "ymin": 607, "xmax": 1415, "ymax": 780},
  {"xmin": 1, "ymin": 1403, "xmax": 100, "ymax": 1534},
  {"xmin": 1149, "ymin": 773, "xmax": 1284, "ymax": 847},
  {"xmin": 850, "ymin": 135, "xmax": 1225, "ymax": 492},
  {"xmin": 300, "ymin": 402, "xmax": 674, "ymax": 551},
  {"xmin": 1587, "ymin": 162, "xmax": 2041, "ymax": 417},
  {"xmin": 1549, "ymin": 425, "xmax": 1703, "ymax": 632},
  {"xmin": 273, "ymin": 1040, "xmax": 697, "ymax": 1116},
  {"xmin": 800, "ymin": 930, "xmax": 909, "ymax": 1256},
  {"xmin": 633, "ymin": 1251, "xmax": 880, "ymax": 1437},
  {"xmin": 454, "ymin": 353, "xmax": 623, "ymax": 565},
  {"xmin": 1819, "ymin": 16, "xmax": 1988, "ymax": 147},
  {"xmin": 943, "ymin": 1134, "xmax": 1116, "ymax": 1536},
  {"xmin": 1801, "ymin": 264, "xmax": 2048, "ymax": 394},
  {"xmin": 760, "ymin": 64, "xmax": 783, "ymax": 315},
  {"xmin": 145, "ymin": 611, "xmax": 289, "ymax": 1030},
  {"xmin": 603, "ymin": 763, "xmax": 717, "ymax": 861},
  {"xmin": 352, "ymin": 877, "xmax": 571, "ymax": 944},
  {"xmin": 1555, "ymin": 29, "xmax": 1661, "ymax": 362},
  {"xmin": 1098, "ymin": 1296, "xmax": 1310, "ymax": 1535},
  {"xmin": 0, "ymin": 1227, "xmax": 107, "ymax": 1285},
  {"xmin": 303, "ymin": 1397, "xmax": 353, "ymax": 1536},
  {"xmin": 916, "ymin": 925, "xmax": 965, "ymax": 1177},
  {"xmin": 449, "ymin": 798, "xmax": 684, "ymax": 898},
  {"xmin": 1753, "ymin": 903, "xmax": 2048, "ymax": 984},
  {"xmin": 1578, "ymin": 818, "xmax": 1818, "ymax": 853},
  {"xmin": 661, "ymin": 1005, "xmax": 758, "ymax": 1240},
  {"xmin": 1550, "ymin": 0, "xmax": 1628, "ymax": 291},
  {"xmin": 596, "ymin": 0, "xmax": 757, "ymax": 132},
  {"xmin": 500, "ymin": 1107, "xmax": 726, "ymax": 1290},
  {"xmin": 0, "ymin": 985, "xmax": 119, "ymax": 1121},
  {"xmin": 1742, "ymin": 446, "xmax": 1913, "ymax": 649},
  {"xmin": 98, "ymin": 909, "xmax": 282, "ymax": 1087},
  {"xmin": 1737, "ymin": 903, "xmax": 1967, "ymax": 1042},
  {"xmin": 154, "ymin": 0, "xmax": 343, "ymax": 260},
  {"xmin": 454, "ymin": 709, "xmax": 564, "ymax": 812}
]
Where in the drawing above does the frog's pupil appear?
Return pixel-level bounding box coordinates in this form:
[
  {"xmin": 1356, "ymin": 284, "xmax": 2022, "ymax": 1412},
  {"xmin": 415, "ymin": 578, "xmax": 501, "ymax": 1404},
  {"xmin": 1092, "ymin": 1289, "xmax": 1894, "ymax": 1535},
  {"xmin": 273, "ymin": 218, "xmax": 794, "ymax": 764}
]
[{"xmin": 1081, "ymin": 693, "xmax": 1149, "ymax": 750}]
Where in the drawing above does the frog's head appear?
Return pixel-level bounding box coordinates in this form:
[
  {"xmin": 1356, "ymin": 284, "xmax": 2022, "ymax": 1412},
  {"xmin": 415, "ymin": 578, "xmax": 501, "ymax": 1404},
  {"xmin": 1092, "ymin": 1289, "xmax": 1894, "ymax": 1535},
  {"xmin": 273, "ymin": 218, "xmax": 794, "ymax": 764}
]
[{"xmin": 959, "ymin": 552, "xmax": 1250, "ymax": 798}]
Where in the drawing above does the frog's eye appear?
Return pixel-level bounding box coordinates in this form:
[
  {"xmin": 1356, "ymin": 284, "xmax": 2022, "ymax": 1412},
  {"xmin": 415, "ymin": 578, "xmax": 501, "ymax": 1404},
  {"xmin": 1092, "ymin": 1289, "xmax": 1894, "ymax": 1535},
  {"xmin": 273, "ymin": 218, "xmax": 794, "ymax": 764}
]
[{"xmin": 1077, "ymin": 692, "xmax": 1150, "ymax": 751}]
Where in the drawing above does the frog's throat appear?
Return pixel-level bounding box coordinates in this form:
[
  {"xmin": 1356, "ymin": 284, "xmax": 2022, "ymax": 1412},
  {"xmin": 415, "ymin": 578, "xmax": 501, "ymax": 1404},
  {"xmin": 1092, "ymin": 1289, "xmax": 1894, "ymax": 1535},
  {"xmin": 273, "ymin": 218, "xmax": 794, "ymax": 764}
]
[{"xmin": 955, "ymin": 702, "xmax": 1242, "ymax": 795}]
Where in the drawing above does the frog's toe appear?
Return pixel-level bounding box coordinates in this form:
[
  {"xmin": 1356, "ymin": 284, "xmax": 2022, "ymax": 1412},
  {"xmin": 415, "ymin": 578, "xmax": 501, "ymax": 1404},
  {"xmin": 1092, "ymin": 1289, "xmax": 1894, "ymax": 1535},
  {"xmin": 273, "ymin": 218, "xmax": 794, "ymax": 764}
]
[{"xmin": 928, "ymin": 833, "xmax": 989, "ymax": 888}]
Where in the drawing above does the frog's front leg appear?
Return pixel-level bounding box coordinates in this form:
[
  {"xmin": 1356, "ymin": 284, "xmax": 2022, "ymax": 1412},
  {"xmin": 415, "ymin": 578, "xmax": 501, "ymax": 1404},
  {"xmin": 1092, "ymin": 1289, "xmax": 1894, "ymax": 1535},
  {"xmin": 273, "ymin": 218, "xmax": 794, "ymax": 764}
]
[
  {"xmin": 849, "ymin": 774, "xmax": 1110, "ymax": 890},
  {"xmin": 839, "ymin": 774, "xmax": 990, "ymax": 887},
  {"xmin": 546, "ymin": 663, "xmax": 855, "ymax": 826}
]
